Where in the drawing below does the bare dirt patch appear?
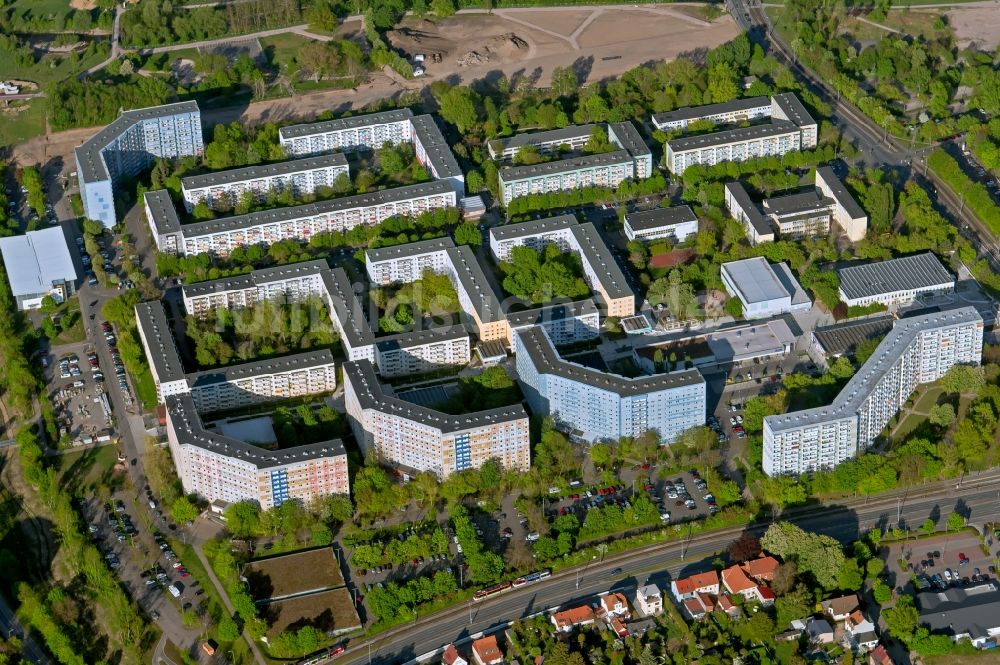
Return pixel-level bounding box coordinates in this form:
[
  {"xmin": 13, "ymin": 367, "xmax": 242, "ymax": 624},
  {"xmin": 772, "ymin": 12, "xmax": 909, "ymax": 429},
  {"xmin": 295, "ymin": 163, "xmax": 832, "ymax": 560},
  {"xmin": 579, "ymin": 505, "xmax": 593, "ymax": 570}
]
[
  {"xmin": 947, "ymin": 6, "xmax": 1000, "ymax": 49},
  {"xmin": 576, "ymin": 8, "xmax": 731, "ymax": 49},
  {"xmin": 70, "ymin": 0, "xmax": 97, "ymax": 9},
  {"xmin": 388, "ymin": 14, "xmax": 540, "ymax": 66},
  {"xmin": 511, "ymin": 9, "xmax": 593, "ymax": 37}
]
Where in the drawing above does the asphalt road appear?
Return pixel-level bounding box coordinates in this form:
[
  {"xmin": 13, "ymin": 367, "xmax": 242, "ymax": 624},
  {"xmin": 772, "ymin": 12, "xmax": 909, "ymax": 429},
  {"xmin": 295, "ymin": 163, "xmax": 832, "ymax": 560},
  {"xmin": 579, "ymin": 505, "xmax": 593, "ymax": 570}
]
[{"xmin": 342, "ymin": 475, "xmax": 1000, "ymax": 665}]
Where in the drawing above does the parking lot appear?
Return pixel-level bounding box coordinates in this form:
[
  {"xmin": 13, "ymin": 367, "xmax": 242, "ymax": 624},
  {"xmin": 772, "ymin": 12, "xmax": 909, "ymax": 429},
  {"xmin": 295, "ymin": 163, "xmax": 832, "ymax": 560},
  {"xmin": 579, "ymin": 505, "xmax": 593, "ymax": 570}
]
[
  {"xmin": 885, "ymin": 531, "xmax": 997, "ymax": 595},
  {"xmin": 43, "ymin": 343, "xmax": 113, "ymax": 445}
]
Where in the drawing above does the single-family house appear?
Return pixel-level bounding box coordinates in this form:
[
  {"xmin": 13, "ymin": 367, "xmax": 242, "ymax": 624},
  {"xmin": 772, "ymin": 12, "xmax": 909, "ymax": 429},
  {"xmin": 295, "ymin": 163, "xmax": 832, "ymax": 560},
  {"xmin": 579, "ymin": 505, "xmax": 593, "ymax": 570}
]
[
  {"xmin": 682, "ymin": 593, "xmax": 715, "ymax": 620},
  {"xmin": 716, "ymin": 593, "xmax": 740, "ymax": 618},
  {"xmin": 472, "ymin": 635, "xmax": 504, "ymax": 665},
  {"xmin": 610, "ymin": 617, "xmax": 629, "ymax": 637},
  {"xmin": 869, "ymin": 644, "xmax": 895, "ymax": 665},
  {"xmin": 806, "ymin": 618, "xmax": 835, "ymax": 644},
  {"xmin": 442, "ymin": 644, "xmax": 469, "ymax": 665},
  {"xmin": 721, "ymin": 565, "xmax": 758, "ymax": 600},
  {"xmin": 756, "ymin": 586, "xmax": 776, "ymax": 607},
  {"xmin": 600, "ymin": 593, "xmax": 631, "ymax": 618},
  {"xmin": 822, "ymin": 594, "xmax": 860, "ymax": 623},
  {"xmin": 551, "ymin": 606, "xmax": 596, "ymax": 633},
  {"xmin": 847, "ymin": 610, "xmax": 879, "ymax": 651},
  {"xmin": 671, "ymin": 571, "xmax": 720, "ymax": 601},
  {"xmin": 741, "ymin": 555, "xmax": 780, "ymax": 583},
  {"xmin": 636, "ymin": 584, "xmax": 663, "ymax": 616}
]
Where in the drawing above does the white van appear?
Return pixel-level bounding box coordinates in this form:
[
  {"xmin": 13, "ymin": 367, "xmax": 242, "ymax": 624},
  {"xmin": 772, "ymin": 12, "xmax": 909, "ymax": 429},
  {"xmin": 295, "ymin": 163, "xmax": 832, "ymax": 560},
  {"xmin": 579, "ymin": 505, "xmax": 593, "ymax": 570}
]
[{"xmin": 168, "ymin": 583, "xmax": 181, "ymax": 598}]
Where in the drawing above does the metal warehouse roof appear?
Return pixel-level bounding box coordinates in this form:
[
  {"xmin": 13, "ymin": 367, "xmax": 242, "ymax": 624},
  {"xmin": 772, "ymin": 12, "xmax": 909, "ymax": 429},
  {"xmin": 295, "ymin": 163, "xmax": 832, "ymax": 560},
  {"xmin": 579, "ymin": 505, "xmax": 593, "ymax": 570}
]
[
  {"xmin": 0, "ymin": 228, "xmax": 78, "ymax": 297},
  {"xmin": 837, "ymin": 253, "xmax": 954, "ymax": 301}
]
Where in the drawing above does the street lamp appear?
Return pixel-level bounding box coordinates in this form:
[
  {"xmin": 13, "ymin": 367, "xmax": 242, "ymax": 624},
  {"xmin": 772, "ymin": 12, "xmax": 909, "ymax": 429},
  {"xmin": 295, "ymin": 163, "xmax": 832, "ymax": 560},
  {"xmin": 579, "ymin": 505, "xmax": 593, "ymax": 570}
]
[{"xmin": 576, "ymin": 555, "xmax": 596, "ymax": 589}]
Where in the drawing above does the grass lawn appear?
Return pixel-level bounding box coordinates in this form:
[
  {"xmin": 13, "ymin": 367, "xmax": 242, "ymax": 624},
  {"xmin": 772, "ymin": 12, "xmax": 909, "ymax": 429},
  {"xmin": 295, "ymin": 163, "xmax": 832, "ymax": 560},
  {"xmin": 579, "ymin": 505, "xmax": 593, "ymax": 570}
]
[
  {"xmin": 6, "ymin": 0, "xmax": 72, "ymax": 18},
  {"xmin": 259, "ymin": 33, "xmax": 311, "ymax": 69},
  {"xmin": 924, "ymin": 654, "xmax": 1000, "ymax": 665},
  {"xmin": 0, "ymin": 48, "xmax": 107, "ymax": 86},
  {"xmin": 912, "ymin": 385, "xmax": 945, "ymax": 414},
  {"xmin": 133, "ymin": 365, "xmax": 158, "ymax": 411},
  {"xmin": 56, "ymin": 444, "xmax": 120, "ymax": 495},
  {"xmin": 52, "ymin": 298, "xmax": 87, "ymax": 345},
  {"xmin": 0, "ymin": 98, "xmax": 47, "ymax": 147}
]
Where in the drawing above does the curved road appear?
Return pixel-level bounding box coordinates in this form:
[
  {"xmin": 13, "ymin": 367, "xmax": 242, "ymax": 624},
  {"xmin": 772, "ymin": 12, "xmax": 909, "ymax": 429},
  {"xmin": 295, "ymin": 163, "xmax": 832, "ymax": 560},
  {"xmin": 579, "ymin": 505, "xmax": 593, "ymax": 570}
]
[{"xmin": 339, "ymin": 474, "xmax": 1000, "ymax": 665}]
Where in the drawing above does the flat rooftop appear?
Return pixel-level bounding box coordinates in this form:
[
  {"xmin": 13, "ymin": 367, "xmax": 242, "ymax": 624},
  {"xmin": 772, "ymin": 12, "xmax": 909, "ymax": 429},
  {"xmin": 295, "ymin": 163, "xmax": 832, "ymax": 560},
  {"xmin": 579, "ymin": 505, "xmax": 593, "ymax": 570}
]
[
  {"xmin": 344, "ymin": 359, "xmax": 528, "ymax": 432},
  {"xmin": 181, "ymin": 153, "xmax": 347, "ymax": 190},
  {"xmin": 245, "ymin": 547, "xmax": 344, "ymax": 601},
  {"xmin": 75, "ymin": 101, "xmax": 200, "ymax": 183},
  {"xmin": 366, "ymin": 236, "xmax": 455, "ymax": 264},
  {"xmin": 374, "ymin": 325, "xmax": 469, "ymax": 353},
  {"xmin": 816, "ymin": 166, "xmax": 866, "ymax": 219},
  {"xmin": 499, "ymin": 150, "xmax": 633, "ymax": 182},
  {"xmin": 504, "ymin": 298, "xmax": 599, "ymax": 328},
  {"xmin": 625, "ymin": 205, "xmax": 697, "ymax": 232},
  {"xmin": 181, "ymin": 259, "xmax": 328, "ymax": 298},
  {"xmin": 668, "ymin": 121, "xmax": 799, "ymax": 152},
  {"xmin": 722, "ymin": 257, "xmax": 792, "ymax": 305},
  {"xmin": 762, "ymin": 189, "xmax": 834, "ymax": 217},
  {"xmin": 166, "ymin": 393, "xmax": 347, "ymax": 468},
  {"xmin": 608, "ymin": 121, "xmax": 651, "ymax": 156},
  {"xmin": 517, "ymin": 325, "xmax": 704, "ymax": 397},
  {"xmin": 570, "ymin": 223, "xmax": 634, "ymax": 301},
  {"xmin": 838, "ymin": 252, "xmax": 955, "ymax": 301},
  {"xmin": 186, "ymin": 350, "xmax": 338, "ymax": 388},
  {"xmin": 278, "ymin": 108, "xmax": 413, "ymax": 140},
  {"xmin": 725, "ymin": 182, "xmax": 771, "ymax": 237},
  {"xmin": 0, "ymin": 228, "xmax": 77, "ymax": 298},
  {"xmin": 652, "ymin": 96, "xmax": 770, "ymax": 126},
  {"xmin": 490, "ymin": 124, "xmax": 596, "ymax": 154},
  {"xmin": 409, "ymin": 114, "xmax": 463, "ymax": 179},
  {"xmin": 135, "ymin": 300, "xmax": 186, "ymax": 382},
  {"xmin": 144, "ymin": 190, "xmax": 182, "ymax": 234},
  {"xmin": 918, "ymin": 582, "xmax": 1000, "ymax": 640},
  {"xmin": 323, "ymin": 267, "xmax": 376, "ymax": 348},
  {"xmin": 772, "ymin": 92, "xmax": 816, "ymax": 128},
  {"xmin": 446, "ymin": 245, "xmax": 504, "ymax": 324},
  {"xmin": 765, "ymin": 307, "xmax": 982, "ymax": 434},
  {"xmin": 490, "ymin": 214, "xmax": 577, "ymax": 242},
  {"xmin": 705, "ymin": 317, "xmax": 796, "ymax": 362},
  {"xmin": 812, "ymin": 315, "xmax": 894, "ymax": 357},
  {"xmin": 179, "ymin": 180, "xmax": 453, "ymax": 238}
]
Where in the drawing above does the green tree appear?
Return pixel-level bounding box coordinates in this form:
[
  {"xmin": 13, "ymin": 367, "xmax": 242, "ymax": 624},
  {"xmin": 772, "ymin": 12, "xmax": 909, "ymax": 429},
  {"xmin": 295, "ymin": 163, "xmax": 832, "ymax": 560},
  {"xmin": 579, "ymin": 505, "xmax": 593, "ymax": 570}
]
[
  {"xmin": 928, "ymin": 402, "xmax": 955, "ymax": 427},
  {"xmin": 217, "ymin": 616, "xmax": 240, "ymax": 641},
  {"xmin": 453, "ymin": 223, "xmax": 482, "ymax": 248},
  {"xmin": 170, "ymin": 497, "xmax": 199, "ymax": 523},
  {"xmin": 883, "ymin": 595, "xmax": 919, "ymax": 642},
  {"xmin": 921, "ymin": 517, "xmax": 937, "ymax": 536},
  {"xmin": 939, "ymin": 364, "xmax": 985, "ymax": 396},
  {"xmin": 872, "ymin": 579, "xmax": 892, "ymax": 604},
  {"xmin": 430, "ymin": 0, "xmax": 455, "ymax": 17},
  {"xmin": 225, "ymin": 501, "xmax": 262, "ymax": 537},
  {"xmin": 836, "ymin": 557, "xmax": 864, "ymax": 592},
  {"xmin": 436, "ymin": 86, "xmax": 479, "ymax": 134},
  {"xmin": 761, "ymin": 521, "xmax": 845, "ymax": 589},
  {"xmin": 947, "ymin": 511, "xmax": 966, "ymax": 532}
]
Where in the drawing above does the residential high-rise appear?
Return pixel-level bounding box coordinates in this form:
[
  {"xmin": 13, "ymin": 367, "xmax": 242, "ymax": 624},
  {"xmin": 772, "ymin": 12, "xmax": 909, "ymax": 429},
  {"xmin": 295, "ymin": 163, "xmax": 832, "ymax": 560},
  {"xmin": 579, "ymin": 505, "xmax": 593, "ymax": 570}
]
[
  {"xmin": 514, "ymin": 326, "xmax": 706, "ymax": 444},
  {"xmin": 76, "ymin": 101, "xmax": 203, "ymax": 228},
  {"xmin": 763, "ymin": 307, "xmax": 983, "ymax": 476},
  {"xmin": 343, "ymin": 359, "xmax": 531, "ymax": 477}
]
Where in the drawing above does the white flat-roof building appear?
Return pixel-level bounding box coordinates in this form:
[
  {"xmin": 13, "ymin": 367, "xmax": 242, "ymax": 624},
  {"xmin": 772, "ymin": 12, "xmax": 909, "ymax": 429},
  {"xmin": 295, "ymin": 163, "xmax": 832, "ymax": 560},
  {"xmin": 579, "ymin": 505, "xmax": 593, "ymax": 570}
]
[
  {"xmin": 514, "ymin": 326, "xmax": 706, "ymax": 444},
  {"xmin": 763, "ymin": 307, "xmax": 983, "ymax": 475},
  {"xmin": 181, "ymin": 154, "xmax": 349, "ymax": 212},
  {"xmin": 652, "ymin": 96, "xmax": 772, "ymax": 131},
  {"xmin": 838, "ymin": 252, "xmax": 955, "ymax": 308},
  {"xmin": 147, "ymin": 181, "xmax": 457, "ymax": 257},
  {"xmin": 607, "ymin": 121, "xmax": 653, "ymax": 179},
  {"xmin": 725, "ymin": 168, "xmax": 868, "ymax": 245},
  {"xmin": 279, "ymin": 109, "xmax": 414, "ymax": 156},
  {"xmin": 343, "ymin": 359, "xmax": 531, "ymax": 478},
  {"xmin": 499, "ymin": 150, "xmax": 635, "ymax": 205},
  {"xmin": 0, "ymin": 228, "xmax": 78, "ymax": 310},
  {"xmin": 488, "ymin": 125, "xmax": 598, "ymax": 161},
  {"xmin": 366, "ymin": 237, "xmax": 455, "ymax": 284},
  {"xmin": 75, "ymin": 101, "xmax": 203, "ymax": 228},
  {"xmin": 664, "ymin": 94, "xmax": 817, "ymax": 175},
  {"xmin": 624, "ymin": 206, "xmax": 698, "ymax": 242},
  {"xmin": 721, "ymin": 257, "xmax": 811, "ymax": 319}
]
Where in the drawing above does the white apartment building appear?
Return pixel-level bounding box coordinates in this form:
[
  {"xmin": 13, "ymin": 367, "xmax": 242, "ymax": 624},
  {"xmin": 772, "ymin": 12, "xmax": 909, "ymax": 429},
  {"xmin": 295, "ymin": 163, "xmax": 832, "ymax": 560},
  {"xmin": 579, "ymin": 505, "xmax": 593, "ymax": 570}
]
[
  {"xmin": 279, "ymin": 109, "xmax": 414, "ymax": 156},
  {"xmin": 182, "ymin": 259, "xmax": 328, "ymax": 315},
  {"xmin": 488, "ymin": 125, "xmax": 598, "ymax": 161},
  {"xmin": 663, "ymin": 94, "xmax": 817, "ymax": 175},
  {"xmin": 514, "ymin": 326, "xmax": 707, "ymax": 444},
  {"xmin": 504, "ymin": 299, "xmax": 601, "ymax": 346},
  {"xmin": 76, "ymin": 101, "xmax": 204, "ymax": 228},
  {"xmin": 624, "ymin": 206, "xmax": 699, "ymax": 242},
  {"xmin": 815, "ymin": 166, "xmax": 868, "ymax": 242},
  {"xmin": 608, "ymin": 121, "xmax": 653, "ymax": 179},
  {"xmin": 375, "ymin": 328, "xmax": 471, "ymax": 377},
  {"xmin": 181, "ymin": 154, "xmax": 349, "ymax": 212},
  {"xmin": 409, "ymin": 114, "xmax": 466, "ymax": 194},
  {"xmin": 498, "ymin": 150, "xmax": 635, "ymax": 205},
  {"xmin": 838, "ymin": 252, "xmax": 955, "ymax": 308},
  {"xmin": 147, "ymin": 181, "xmax": 457, "ymax": 257},
  {"xmin": 651, "ymin": 96, "xmax": 772, "ymax": 132},
  {"xmin": 165, "ymin": 393, "xmax": 349, "ymax": 509},
  {"xmin": 343, "ymin": 359, "xmax": 531, "ymax": 477},
  {"xmin": 489, "ymin": 216, "xmax": 635, "ymax": 318},
  {"xmin": 763, "ymin": 307, "xmax": 983, "ymax": 476},
  {"xmin": 366, "ymin": 237, "xmax": 455, "ymax": 284}
]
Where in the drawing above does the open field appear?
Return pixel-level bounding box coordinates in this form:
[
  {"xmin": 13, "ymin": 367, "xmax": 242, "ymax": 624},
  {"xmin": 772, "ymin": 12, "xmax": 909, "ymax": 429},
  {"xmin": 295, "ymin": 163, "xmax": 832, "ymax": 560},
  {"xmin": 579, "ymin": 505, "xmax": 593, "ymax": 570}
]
[
  {"xmin": 0, "ymin": 99, "xmax": 47, "ymax": 148},
  {"xmin": 946, "ymin": 4, "xmax": 1000, "ymax": 49},
  {"xmin": 56, "ymin": 444, "xmax": 120, "ymax": 494},
  {"xmin": 0, "ymin": 48, "xmax": 107, "ymax": 86}
]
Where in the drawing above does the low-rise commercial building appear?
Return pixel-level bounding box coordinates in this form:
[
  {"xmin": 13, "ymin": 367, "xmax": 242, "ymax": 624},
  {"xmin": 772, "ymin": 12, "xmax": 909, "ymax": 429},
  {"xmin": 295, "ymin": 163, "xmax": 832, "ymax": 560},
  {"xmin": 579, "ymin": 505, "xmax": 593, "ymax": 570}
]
[
  {"xmin": 165, "ymin": 393, "xmax": 348, "ymax": 509},
  {"xmin": 634, "ymin": 317, "xmax": 796, "ymax": 372},
  {"xmin": 343, "ymin": 359, "xmax": 531, "ymax": 477},
  {"xmin": 837, "ymin": 252, "xmax": 955, "ymax": 308},
  {"xmin": 720, "ymin": 257, "xmax": 811, "ymax": 319},
  {"xmin": 147, "ymin": 180, "xmax": 457, "ymax": 257},
  {"xmin": 624, "ymin": 205, "xmax": 698, "ymax": 242},
  {"xmin": 0, "ymin": 228, "xmax": 78, "ymax": 310},
  {"xmin": 811, "ymin": 315, "xmax": 894, "ymax": 360},
  {"xmin": 763, "ymin": 307, "xmax": 983, "ymax": 475},
  {"xmin": 725, "ymin": 168, "xmax": 867, "ymax": 245},
  {"xmin": 279, "ymin": 109, "xmax": 414, "ymax": 156},
  {"xmin": 181, "ymin": 154, "xmax": 349, "ymax": 212},
  {"xmin": 76, "ymin": 101, "xmax": 203, "ymax": 228},
  {"xmin": 515, "ymin": 326, "xmax": 706, "ymax": 444},
  {"xmin": 917, "ymin": 582, "xmax": 1000, "ymax": 648}
]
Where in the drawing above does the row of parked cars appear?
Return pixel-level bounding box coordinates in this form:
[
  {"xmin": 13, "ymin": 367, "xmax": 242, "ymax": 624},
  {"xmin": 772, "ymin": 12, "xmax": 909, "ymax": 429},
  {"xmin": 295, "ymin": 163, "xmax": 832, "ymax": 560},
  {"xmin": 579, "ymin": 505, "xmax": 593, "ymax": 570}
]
[{"xmin": 101, "ymin": 321, "xmax": 131, "ymax": 397}]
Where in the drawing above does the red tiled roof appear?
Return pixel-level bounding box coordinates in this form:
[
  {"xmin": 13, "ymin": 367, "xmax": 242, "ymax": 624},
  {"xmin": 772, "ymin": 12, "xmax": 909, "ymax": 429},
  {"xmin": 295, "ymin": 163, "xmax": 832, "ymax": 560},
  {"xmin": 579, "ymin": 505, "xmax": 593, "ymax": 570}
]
[
  {"xmin": 717, "ymin": 594, "xmax": 737, "ymax": 611},
  {"xmin": 757, "ymin": 586, "xmax": 776, "ymax": 601},
  {"xmin": 472, "ymin": 635, "xmax": 502, "ymax": 664},
  {"xmin": 742, "ymin": 556, "xmax": 779, "ymax": 581},
  {"xmin": 552, "ymin": 606, "xmax": 595, "ymax": 629},
  {"xmin": 601, "ymin": 593, "xmax": 629, "ymax": 614},
  {"xmin": 442, "ymin": 644, "xmax": 464, "ymax": 665},
  {"xmin": 683, "ymin": 597, "xmax": 708, "ymax": 616},
  {"xmin": 674, "ymin": 570, "xmax": 719, "ymax": 595},
  {"xmin": 697, "ymin": 592, "xmax": 716, "ymax": 612},
  {"xmin": 722, "ymin": 565, "xmax": 756, "ymax": 593},
  {"xmin": 611, "ymin": 617, "xmax": 629, "ymax": 637}
]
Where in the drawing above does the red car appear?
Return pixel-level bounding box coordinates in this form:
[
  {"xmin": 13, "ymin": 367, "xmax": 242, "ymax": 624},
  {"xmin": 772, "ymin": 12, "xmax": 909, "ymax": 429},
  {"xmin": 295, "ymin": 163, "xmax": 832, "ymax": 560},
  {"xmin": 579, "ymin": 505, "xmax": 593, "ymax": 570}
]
[
  {"xmin": 640, "ymin": 463, "xmax": 651, "ymax": 471},
  {"xmin": 330, "ymin": 645, "xmax": 346, "ymax": 658},
  {"xmin": 643, "ymin": 483, "xmax": 654, "ymax": 491}
]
